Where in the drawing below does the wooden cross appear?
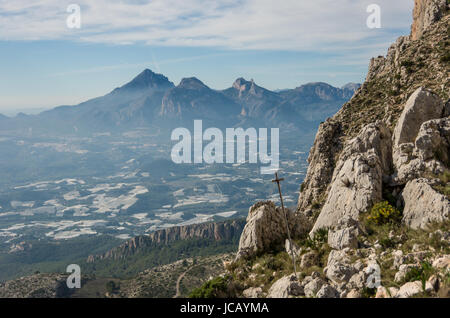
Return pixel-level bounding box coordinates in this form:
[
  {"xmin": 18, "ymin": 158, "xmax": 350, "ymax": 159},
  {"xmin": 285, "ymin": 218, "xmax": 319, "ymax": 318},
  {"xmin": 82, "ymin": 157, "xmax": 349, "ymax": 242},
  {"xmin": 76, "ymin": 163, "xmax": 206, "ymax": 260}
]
[
  {"xmin": 272, "ymin": 172, "xmax": 297, "ymax": 278},
  {"xmin": 272, "ymin": 172, "xmax": 286, "ymax": 211}
]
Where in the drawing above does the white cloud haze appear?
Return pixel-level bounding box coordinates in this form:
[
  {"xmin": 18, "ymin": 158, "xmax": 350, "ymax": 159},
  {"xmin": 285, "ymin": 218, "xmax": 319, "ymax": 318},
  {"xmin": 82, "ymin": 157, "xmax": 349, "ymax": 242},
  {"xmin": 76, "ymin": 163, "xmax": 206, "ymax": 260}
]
[{"xmin": 0, "ymin": 0, "xmax": 414, "ymax": 51}]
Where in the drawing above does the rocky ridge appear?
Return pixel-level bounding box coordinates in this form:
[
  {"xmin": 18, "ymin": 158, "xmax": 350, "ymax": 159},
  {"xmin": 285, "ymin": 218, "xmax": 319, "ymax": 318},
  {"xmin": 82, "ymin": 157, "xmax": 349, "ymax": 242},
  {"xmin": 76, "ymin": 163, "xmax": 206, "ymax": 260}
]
[
  {"xmin": 87, "ymin": 219, "xmax": 245, "ymax": 262},
  {"xmin": 215, "ymin": 1, "xmax": 450, "ymax": 299},
  {"xmin": 298, "ymin": 4, "xmax": 450, "ymax": 213}
]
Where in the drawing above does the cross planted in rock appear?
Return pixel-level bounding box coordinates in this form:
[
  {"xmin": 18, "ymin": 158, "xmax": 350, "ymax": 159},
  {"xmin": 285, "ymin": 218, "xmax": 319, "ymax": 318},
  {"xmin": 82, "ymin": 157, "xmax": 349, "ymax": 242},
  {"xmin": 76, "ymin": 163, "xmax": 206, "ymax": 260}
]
[{"xmin": 272, "ymin": 172, "xmax": 297, "ymax": 278}]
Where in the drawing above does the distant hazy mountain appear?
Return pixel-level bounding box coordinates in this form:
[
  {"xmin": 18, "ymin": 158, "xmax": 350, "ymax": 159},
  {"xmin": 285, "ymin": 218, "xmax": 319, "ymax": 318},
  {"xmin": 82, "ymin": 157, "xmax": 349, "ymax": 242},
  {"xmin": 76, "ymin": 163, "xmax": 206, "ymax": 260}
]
[
  {"xmin": 222, "ymin": 78, "xmax": 283, "ymax": 119},
  {"xmin": 0, "ymin": 69, "xmax": 359, "ymax": 135},
  {"xmin": 160, "ymin": 77, "xmax": 242, "ymax": 125},
  {"xmin": 341, "ymin": 82, "xmax": 362, "ymax": 92},
  {"xmin": 35, "ymin": 69, "xmax": 175, "ymax": 132}
]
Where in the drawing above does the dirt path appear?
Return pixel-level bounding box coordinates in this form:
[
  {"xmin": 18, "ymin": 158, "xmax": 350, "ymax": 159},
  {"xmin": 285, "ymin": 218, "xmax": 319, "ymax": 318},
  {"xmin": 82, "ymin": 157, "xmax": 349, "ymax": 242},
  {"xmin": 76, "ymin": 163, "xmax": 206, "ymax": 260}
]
[{"xmin": 173, "ymin": 269, "xmax": 189, "ymax": 298}]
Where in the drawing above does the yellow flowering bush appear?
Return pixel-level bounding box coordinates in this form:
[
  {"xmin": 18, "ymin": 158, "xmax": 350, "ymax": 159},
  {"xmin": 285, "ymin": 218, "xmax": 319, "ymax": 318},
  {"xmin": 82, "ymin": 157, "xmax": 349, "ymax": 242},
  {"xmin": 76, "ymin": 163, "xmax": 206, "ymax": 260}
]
[{"xmin": 367, "ymin": 201, "xmax": 402, "ymax": 225}]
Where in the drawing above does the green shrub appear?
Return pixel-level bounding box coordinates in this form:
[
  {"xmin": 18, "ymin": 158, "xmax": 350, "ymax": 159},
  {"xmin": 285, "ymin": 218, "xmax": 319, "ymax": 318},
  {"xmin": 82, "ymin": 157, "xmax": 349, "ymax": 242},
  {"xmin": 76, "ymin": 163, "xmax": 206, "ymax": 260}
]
[
  {"xmin": 189, "ymin": 276, "xmax": 239, "ymax": 298},
  {"xmin": 361, "ymin": 287, "xmax": 377, "ymax": 298},
  {"xmin": 379, "ymin": 237, "xmax": 396, "ymax": 249},
  {"xmin": 400, "ymin": 60, "xmax": 414, "ymax": 68},
  {"xmin": 367, "ymin": 201, "xmax": 402, "ymax": 225},
  {"xmin": 304, "ymin": 228, "xmax": 328, "ymax": 250},
  {"xmin": 433, "ymin": 170, "xmax": 450, "ymax": 197},
  {"xmin": 403, "ymin": 261, "xmax": 434, "ymax": 290},
  {"xmin": 300, "ymin": 183, "xmax": 306, "ymax": 193},
  {"xmin": 105, "ymin": 280, "xmax": 119, "ymax": 294}
]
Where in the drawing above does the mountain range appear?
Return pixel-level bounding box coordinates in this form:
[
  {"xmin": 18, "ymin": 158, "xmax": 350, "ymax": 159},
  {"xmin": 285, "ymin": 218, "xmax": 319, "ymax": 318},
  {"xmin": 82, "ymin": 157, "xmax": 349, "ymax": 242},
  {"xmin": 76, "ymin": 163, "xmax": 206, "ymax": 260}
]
[{"xmin": 0, "ymin": 69, "xmax": 360, "ymax": 135}]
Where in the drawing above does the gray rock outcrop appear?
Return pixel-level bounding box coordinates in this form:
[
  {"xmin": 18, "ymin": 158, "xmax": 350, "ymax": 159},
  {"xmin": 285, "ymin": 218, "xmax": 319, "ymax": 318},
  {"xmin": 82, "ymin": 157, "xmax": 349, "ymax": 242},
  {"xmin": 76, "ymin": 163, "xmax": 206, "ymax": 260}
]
[
  {"xmin": 267, "ymin": 275, "xmax": 303, "ymax": 298},
  {"xmin": 393, "ymin": 87, "xmax": 444, "ymax": 147},
  {"xmin": 316, "ymin": 284, "xmax": 340, "ymax": 298},
  {"xmin": 303, "ymin": 276, "xmax": 326, "ymax": 298},
  {"xmin": 297, "ymin": 119, "xmax": 342, "ymax": 212},
  {"xmin": 311, "ymin": 122, "xmax": 392, "ymax": 233},
  {"xmin": 242, "ymin": 287, "xmax": 263, "ymax": 298},
  {"xmin": 327, "ymin": 216, "xmax": 360, "ymax": 250},
  {"xmin": 391, "ymin": 88, "xmax": 448, "ymax": 185},
  {"xmin": 401, "ymin": 178, "xmax": 450, "ymax": 229},
  {"xmin": 88, "ymin": 219, "xmax": 245, "ymax": 262},
  {"xmin": 236, "ymin": 201, "xmax": 310, "ymax": 260},
  {"xmin": 411, "ymin": 0, "xmax": 448, "ymax": 41}
]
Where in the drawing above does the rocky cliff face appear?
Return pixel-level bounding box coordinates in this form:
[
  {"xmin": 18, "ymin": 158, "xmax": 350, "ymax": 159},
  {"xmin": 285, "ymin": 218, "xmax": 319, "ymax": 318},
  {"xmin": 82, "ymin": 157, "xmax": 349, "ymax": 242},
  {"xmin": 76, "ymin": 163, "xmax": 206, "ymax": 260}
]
[
  {"xmin": 228, "ymin": 1, "xmax": 450, "ymax": 299},
  {"xmin": 411, "ymin": 0, "xmax": 447, "ymax": 40},
  {"xmin": 87, "ymin": 219, "xmax": 245, "ymax": 262},
  {"xmin": 297, "ymin": 2, "xmax": 449, "ymax": 222},
  {"xmin": 235, "ymin": 202, "xmax": 310, "ymax": 260}
]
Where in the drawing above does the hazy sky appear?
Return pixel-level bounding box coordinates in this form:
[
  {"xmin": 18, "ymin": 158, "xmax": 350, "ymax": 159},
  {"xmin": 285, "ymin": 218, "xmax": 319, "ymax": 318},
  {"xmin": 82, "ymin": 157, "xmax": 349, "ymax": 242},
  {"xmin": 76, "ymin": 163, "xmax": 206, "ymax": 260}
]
[{"xmin": 0, "ymin": 0, "xmax": 414, "ymax": 114}]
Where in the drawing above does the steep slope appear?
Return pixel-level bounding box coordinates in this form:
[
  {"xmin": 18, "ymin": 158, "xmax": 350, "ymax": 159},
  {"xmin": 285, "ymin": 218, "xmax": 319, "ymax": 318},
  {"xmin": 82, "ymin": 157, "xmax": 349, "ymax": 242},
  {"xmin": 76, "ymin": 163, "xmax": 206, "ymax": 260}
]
[
  {"xmin": 297, "ymin": 2, "xmax": 450, "ymax": 213},
  {"xmin": 208, "ymin": 0, "xmax": 450, "ymax": 300}
]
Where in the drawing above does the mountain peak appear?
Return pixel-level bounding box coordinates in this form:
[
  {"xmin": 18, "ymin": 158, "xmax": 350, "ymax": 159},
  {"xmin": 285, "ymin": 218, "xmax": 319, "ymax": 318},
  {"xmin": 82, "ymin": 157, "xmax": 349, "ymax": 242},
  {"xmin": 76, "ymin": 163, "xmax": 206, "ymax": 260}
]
[
  {"xmin": 178, "ymin": 77, "xmax": 209, "ymax": 90},
  {"xmin": 120, "ymin": 69, "xmax": 174, "ymax": 91},
  {"xmin": 232, "ymin": 77, "xmax": 255, "ymax": 90}
]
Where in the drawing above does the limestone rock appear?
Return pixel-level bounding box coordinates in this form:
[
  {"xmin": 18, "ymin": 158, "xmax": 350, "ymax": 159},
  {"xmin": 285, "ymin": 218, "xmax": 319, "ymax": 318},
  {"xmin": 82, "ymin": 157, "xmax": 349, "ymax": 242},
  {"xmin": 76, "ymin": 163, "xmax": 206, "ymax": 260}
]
[
  {"xmin": 297, "ymin": 119, "xmax": 342, "ymax": 212},
  {"xmin": 393, "ymin": 87, "xmax": 443, "ymax": 146},
  {"xmin": 392, "ymin": 88, "xmax": 445, "ymax": 184},
  {"xmin": 432, "ymin": 255, "xmax": 450, "ymax": 270},
  {"xmin": 375, "ymin": 286, "xmax": 390, "ymax": 298},
  {"xmin": 300, "ymin": 251, "xmax": 319, "ymax": 269},
  {"xmin": 411, "ymin": 0, "xmax": 447, "ymax": 41},
  {"xmin": 316, "ymin": 284, "xmax": 340, "ymax": 298},
  {"xmin": 327, "ymin": 216, "xmax": 360, "ymax": 250},
  {"xmin": 393, "ymin": 250, "xmax": 405, "ymax": 269},
  {"xmin": 414, "ymin": 118, "xmax": 450, "ymax": 163},
  {"xmin": 242, "ymin": 287, "xmax": 263, "ymax": 298},
  {"xmin": 325, "ymin": 250, "xmax": 357, "ymax": 285},
  {"xmin": 348, "ymin": 271, "xmax": 367, "ymax": 289},
  {"xmin": 311, "ymin": 122, "xmax": 391, "ymax": 233},
  {"xmin": 401, "ymin": 178, "xmax": 449, "ymax": 229},
  {"xmin": 303, "ymin": 277, "xmax": 326, "ymax": 298},
  {"xmin": 236, "ymin": 201, "xmax": 311, "ymax": 260},
  {"xmin": 346, "ymin": 289, "xmax": 361, "ymax": 298},
  {"xmin": 393, "ymin": 117, "xmax": 449, "ymax": 185},
  {"xmin": 389, "ymin": 287, "xmax": 399, "ymax": 298},
  {"xmin": 267, "ymin": 275, "xmax": 303, "ymax": 298},
  {"xmin": 396, "ymin": 281, "xmax": 423, "ymax": 298}
]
